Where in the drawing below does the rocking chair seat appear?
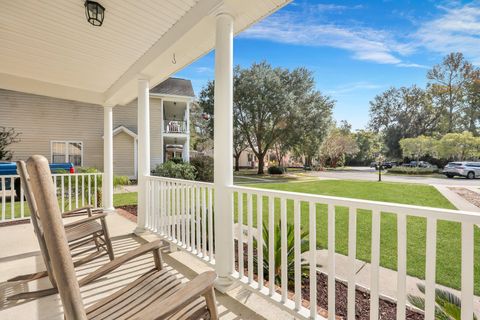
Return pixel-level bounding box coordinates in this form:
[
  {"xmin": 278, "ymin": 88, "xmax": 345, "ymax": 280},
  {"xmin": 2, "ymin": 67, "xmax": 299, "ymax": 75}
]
[
  {"xmin": 65, "ymin": 219, "xmax": 103, "ymax": 243},
  {"xmin": 86, "ymin": 268, "xmax": 211, "ymax": 320}
]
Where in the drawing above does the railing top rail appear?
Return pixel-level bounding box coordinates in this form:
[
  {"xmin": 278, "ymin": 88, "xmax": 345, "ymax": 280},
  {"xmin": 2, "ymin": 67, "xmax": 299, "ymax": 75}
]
[
  {"xmin": 2, "ymin": 172, "xmax": 103, "ymax": 178},
  {"xmin": 146, "ymin": 175, "xmax": 213, "ymax": 188},
  {"xmin": 229, "ymin": 185, "xmax": 480, "ymax": 224}
]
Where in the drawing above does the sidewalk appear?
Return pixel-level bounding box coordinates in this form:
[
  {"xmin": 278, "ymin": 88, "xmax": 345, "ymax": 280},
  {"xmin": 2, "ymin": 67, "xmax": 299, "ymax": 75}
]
[{"xmin": 432, "ymin": 184, "xmax": 480, "ymax": 212}]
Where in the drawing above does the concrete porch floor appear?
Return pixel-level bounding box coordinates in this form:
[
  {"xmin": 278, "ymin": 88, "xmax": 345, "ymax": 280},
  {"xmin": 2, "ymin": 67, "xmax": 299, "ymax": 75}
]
[{"xmin": 0, "ymin": 212, "xmax": 291, "ymax": 320}]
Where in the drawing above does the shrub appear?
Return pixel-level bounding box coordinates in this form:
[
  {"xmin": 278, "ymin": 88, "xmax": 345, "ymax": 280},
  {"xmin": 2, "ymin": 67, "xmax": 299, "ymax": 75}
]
[
  {"xmin": 253, "ymin": 220, "xmax": 319, "ymax": 286},
  {"xmin": 267, "ymin": 166, "xmax": 286, "ymax": 174},
  {"xmin": 153, "ymin": 161, "xmax": 196, "ymax": 180},
  {"xmin": 190, "ymin": 156, "xmax": 214, "ymax": 182},
  {"xmin": 387, "ymin": 166, "xmax": 439, "ymax": 175},
  {"xmin": 170, "ymin": 157, "xmax": 184, "ymax": 164}
]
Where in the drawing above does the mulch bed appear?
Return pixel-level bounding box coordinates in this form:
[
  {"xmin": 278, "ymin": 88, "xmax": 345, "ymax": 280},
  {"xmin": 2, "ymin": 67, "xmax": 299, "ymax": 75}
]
[
  {"xmin": 449, "ymin": 187, "xmax": 480, "ymax": 208},
  {"xmin": 116, "ymin": 205, "xmax": 137, "ymax": 222},
  {"xmin": 234, "ymin": 241, "xmax": 423, "ymax": 320}
]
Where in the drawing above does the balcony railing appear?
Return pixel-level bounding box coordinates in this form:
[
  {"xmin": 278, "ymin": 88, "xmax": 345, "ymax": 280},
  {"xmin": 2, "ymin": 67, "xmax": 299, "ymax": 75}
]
[
  {"xmin": 0, "ymin": 172, "xmax": 103, "ymax": 224},
  {"xmin": 164, "ymin": 120, "xmax": 187, "ymax": 134},
  {"xmin": 145, "ymin": 176, "xmax": 480, "ymax": 320}
]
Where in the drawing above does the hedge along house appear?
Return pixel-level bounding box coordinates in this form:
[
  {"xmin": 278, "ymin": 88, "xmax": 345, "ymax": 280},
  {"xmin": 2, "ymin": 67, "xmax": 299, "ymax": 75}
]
[{"xmin": 1, "ymin": 77, "xmax": 195, "ymax": 179}]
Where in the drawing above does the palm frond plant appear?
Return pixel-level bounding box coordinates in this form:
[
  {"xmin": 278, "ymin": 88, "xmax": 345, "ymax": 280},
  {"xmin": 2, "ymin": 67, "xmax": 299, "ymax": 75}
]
[
  {"xmin": 253, "ymin": 219, "xmax": 320, "ymax": 287},
  {"xmin": 408, "ymin": 283, "xmax": 477, "ymax": 320}
]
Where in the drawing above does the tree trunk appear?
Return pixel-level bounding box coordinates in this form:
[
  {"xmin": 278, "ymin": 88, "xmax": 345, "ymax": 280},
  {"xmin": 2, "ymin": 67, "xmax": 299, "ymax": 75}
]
[
  {"xmin": 234, "ymin": 155, "xmax": 240, "ymax": 172},
  {"xmin": 257, "ymin": 156, "xmax": 265, "ymax": 174}
]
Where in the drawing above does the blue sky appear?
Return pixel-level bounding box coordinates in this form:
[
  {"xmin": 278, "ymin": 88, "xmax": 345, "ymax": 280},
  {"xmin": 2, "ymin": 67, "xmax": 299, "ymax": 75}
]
[{"xmin": 175, "ymin": 0, "xmax": 480, "ymax": 130}]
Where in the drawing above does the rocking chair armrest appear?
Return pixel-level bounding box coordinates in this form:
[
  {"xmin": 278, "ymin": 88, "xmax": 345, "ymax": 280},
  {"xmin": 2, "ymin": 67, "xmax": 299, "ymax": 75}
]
[
  {"xmin": 63, "ymin": 213, "xmax": 108, "ymax": 228},
  {"xmin": 132, "ymin": 271, "xmax": 217, "ymax": 320},
  {"xmin": 79, "ymin": 240, "xmax": 163, "ymax": 286},
  {"xmin": 61, "ymin": 205, "xmax": 94, "ymax": 218}
]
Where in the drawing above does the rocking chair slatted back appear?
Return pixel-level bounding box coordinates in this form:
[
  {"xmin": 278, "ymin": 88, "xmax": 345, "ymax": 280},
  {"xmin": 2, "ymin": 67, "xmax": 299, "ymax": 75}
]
[{"xmin": 26, "ymin": 155, "xmax": 87, "ymax": 319}]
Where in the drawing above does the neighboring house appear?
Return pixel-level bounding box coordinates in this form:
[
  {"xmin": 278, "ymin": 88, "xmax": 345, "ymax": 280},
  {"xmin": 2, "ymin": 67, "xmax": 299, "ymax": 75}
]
[
  {"xmin": 237, "ymin": 148, "xmax": 304, "ymax": 169},
  {"xmin": 0, "ymin": 77, "xmax": 194, "ymax": 179}
]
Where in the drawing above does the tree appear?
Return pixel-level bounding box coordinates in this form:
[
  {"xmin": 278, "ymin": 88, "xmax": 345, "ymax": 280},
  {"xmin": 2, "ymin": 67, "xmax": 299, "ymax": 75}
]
[
  {"xmin": 369, "ymin": 86, "xmax": 441, "ymax": 158},
  {"xmin": 199, "ymin": 62, "xmax": 333, "ymax": 174},
  {"xmin": 233, "ymin": 124, "xmax": 248, "ymax": 171},
  {"xmin": 427, "ymin": 52, "xmax": 475, "ymax": 133},
  {"xmin": 319, "ymin": 128, "xmax": 359, "ymax": 168},
  {"xmin": 437, "ymin": 131, "xmax": 480, "ymax": 161},
  {"xmin": 399, "ymin": 135, "xmax": 437, "ymax": 163},
  {"xmin": 351, "ymin": 130, "xmax": 384, "ymax": 165},
  {"xmin": 189, "ymin": 101, "xmax": 213, "ymax": 154},
  {"xmin": 0, "ymin": 126, "xmax": 20, "ymax": 160}
]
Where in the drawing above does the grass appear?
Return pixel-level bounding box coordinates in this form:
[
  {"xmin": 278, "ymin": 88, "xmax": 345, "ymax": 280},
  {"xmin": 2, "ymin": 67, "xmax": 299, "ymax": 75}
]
[
  {"xmin": 234, "ymin": 180, "xmax": 480, "ymax": 294},
  {"xmin": 1, "ymin": 192, "xmax": 138, "ymax": 220}
]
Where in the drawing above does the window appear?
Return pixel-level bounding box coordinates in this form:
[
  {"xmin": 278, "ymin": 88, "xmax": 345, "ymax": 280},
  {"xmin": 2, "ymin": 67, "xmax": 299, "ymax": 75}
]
[{"xmin": 51, "ymin": 141, "xmax": 83, "ymax": 166}]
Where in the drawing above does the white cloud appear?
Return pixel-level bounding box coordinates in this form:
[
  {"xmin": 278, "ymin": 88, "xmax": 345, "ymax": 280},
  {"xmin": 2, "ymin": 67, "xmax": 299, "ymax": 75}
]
[
  {"xmin": 326, "ymin": 82, "xmax": 385, "ymax": 95},
  {"xmin": 241, "ymin": 9, "xmax": 423, "ymax": 68},
  {"xmin": 415, "ymin": 3, "xmax": 480, "ymax": 64}
]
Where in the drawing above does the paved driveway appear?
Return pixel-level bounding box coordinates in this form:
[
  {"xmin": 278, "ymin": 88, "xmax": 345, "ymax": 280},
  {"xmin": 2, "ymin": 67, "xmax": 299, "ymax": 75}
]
[{"xmin": 307, "ymin": 167, "xmax": 480, "ymax": 186}]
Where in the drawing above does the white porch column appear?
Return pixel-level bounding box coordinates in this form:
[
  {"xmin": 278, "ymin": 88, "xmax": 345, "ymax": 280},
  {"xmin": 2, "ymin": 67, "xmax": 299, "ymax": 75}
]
[
  {"xmin": 159, "ymin": 98, "xmax": 164, "ymax": 164},
  {"xmin": 213, "ymin": 12, "xmax": 234, "ymax": 288},
  {"xmin": 183, "ymin": 101, "xmax": 191, "ymax": 162},
  {"xmin": 103, "ymin": 106, "xmax": 114, "ymax": 211},
  {"xmin": 135, "ymin": 79, "xmax": 150, "ymax": 234}
]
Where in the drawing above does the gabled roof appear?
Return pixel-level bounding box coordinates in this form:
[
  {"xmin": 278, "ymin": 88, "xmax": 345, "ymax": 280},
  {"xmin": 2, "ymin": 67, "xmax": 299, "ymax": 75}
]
[
  {"xmin": 112, "ymin": 125, "xmax": 137, "ymax": 139},
  {"xmin": 151, "ymin": 78, "xmax": 195, "ymax": 97}
]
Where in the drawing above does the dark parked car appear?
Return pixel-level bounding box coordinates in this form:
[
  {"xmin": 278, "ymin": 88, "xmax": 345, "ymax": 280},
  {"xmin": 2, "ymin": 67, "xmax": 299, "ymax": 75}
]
[{"xmin": 370, "ymin": 161, "xmax": 397, "ymax": 169}]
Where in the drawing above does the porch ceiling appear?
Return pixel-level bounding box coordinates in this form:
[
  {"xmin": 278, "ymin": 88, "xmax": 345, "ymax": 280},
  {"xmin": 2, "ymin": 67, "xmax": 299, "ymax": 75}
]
[{"xmin": 0, "ymin": 0, "xmax": 289, "ymax": 106}]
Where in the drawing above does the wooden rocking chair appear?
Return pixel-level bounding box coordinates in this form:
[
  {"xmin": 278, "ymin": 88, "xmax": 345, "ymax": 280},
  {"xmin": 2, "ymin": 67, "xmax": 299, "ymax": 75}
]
[
  {"xmin": 7, "ymin": 160, "xmax": 115, "ymax": 300},
  {"xmin": 23, "ymin": 155, "xmax": 218, "ymax": 319}
]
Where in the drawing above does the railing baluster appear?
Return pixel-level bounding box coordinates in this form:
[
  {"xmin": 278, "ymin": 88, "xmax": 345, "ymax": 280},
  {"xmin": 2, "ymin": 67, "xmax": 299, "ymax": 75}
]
[
  {"xmin": 396, "ymin": 213, "xmax": 407, "ymax": 320},
  {"xmin": 328, "ymin": 204, "xmax": 336, "ymax": 319},
  {"xmin": 202, "ymin": 187, "xmax": 207, "ymax": 257},
  {"xmin": 461, "ymin": 221, "xmax": 474, "ymax": 320},
  {"xmin": 81, "ymin": 175, "xmax": 85, "ymax": 206},
  {"xmin": 347, "ymin": 207, "xmax": 357, "ymax": 320},
  {"xmin": 161, "ymin": 181, "xmax": 166, "ymax": 236},
  {"xmin": 247, "ymin": 193, "xmax": 254, "ymax": 284},
  {"xmin": 20, "ymin": 183, "xmax": 24, "ymax": 219},
  {"xmin": 196, "ymin": 185, "xmax": 201, "ymax": 254},
  {"xmin": 309, "ymin": 202, "xmax": 317, "ymax": 319},
  {"xmin": 268, "ymin": 195, "xmax": 275, "ymax": 296},
  {"xmin": 61, "ymin": 175, "xmax": 65, "ymax": 212},
  {"xmin": 424, "ymin": 217, "xmax": 437, "ymax": 320},
  {"xmin": 1, "ymin": 177, "xmax": 5, "ymax": 221},
  {"xmin": 186, "ymin": 184, "xmax": 191, "ymax": 248},
  {"xmin": 208, "ymin": 187, "xmax": 214, "ymax": 261},
  {"xmin": 182, "ymin": 184, "xmax": 186, "ymax": 246},
  {"xmin": 75, "ymin": 175, "xmax": 78, "ymax": 209},
  {"xmin": 294, "ymin": 199, "xmax": 301, "ymax": 310},
  {"xmin": 94, "ymin": 174, "xmax": 98, "ymax": 207},
  {"xmin": 10, "ymin": 177, "xmax": 15, "ymax": 219},
  {"xmin": 238, "ymin": 192, "xmax": 244, "ymax": 279},
  {"xmin": 87, "ymin": 174, "xmax": 91, "ymax": 206},
  {"xmin": 176, "ymin": 183, "xmax": 180, "ymax": 243},
  {"xmin": 190, "ymin": 184, "xmax": 195, "ymax": 250},
  {"xmin": 257, "ymin": 194, "xmax": 264, "ymax": 289},
  {"xmin": 370, "ymin": 209, "xmax": 381, "ymax": 320},
  {"xmin": 280, "ymin": 197, "xmax": 288, "ymax": 303},
  {"xmin": 68, "ymin": 175, "xmax": 72, "ymax": 211}
]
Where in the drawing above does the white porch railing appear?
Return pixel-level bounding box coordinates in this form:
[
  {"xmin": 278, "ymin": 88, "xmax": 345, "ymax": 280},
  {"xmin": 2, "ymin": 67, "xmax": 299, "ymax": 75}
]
[
  {"xmin": 146, "ymin": 176, "xmax": 215, "ymax": 262},
  {"xmin": 0, "ymin": 173, "xmax": 103, "ymax": 223},
  {"xmin": 145, "ymin": 177, "xmax": 480, "ymax": 320}
]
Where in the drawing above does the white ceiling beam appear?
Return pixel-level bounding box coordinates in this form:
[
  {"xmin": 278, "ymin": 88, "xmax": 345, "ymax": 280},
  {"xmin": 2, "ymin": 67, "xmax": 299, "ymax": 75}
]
[
  {"xmin": 103, "ymin": 0, "xmax": 222, "ymax": 106},
  {"xmin": 0, "ymin": 73, "xmax": 104, "ymax": 105}
]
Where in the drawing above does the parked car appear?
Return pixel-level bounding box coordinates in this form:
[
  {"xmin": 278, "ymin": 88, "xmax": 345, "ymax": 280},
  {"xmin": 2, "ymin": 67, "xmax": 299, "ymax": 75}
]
[
  {"xmin": 443, "ymin": 161, "xmax": 480, "ymax": 179},
  {"xmin": 0, "ymin": 161, "xmax": 75, "ymax": 199},
  {"xmin": 370, "ymin": 161, "xmax": 397, "ymax": 169},
  {"xmin": 403, "ymin": 161, "xmax": 433, "ymax": 168}
]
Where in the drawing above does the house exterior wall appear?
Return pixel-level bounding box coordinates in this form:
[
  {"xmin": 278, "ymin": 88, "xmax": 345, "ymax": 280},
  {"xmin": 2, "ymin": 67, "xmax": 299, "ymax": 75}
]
[
  {"xmin": 0, "ymin": 89, "xmax": 105, "ymax": 169},
  {"xmin": 0, "ymin": 89, "xmax": 168, "ymax": 174},
  {"xmin": 113, "ymin": 131, "xmax": 135, "ymax": 178}
]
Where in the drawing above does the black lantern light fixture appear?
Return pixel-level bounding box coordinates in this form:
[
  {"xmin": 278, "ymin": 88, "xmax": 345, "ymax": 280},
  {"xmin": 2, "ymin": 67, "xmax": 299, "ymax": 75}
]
[{"xmin": 84, "ymin": 1, "xmax": 105, "ymax": 26}]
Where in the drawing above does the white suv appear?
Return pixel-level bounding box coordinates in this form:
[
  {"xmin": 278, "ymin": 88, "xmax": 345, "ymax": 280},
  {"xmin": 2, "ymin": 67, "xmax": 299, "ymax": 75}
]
[{"xmin": 443, "ymin": 162, "xmax": 480, "ymax": 179}]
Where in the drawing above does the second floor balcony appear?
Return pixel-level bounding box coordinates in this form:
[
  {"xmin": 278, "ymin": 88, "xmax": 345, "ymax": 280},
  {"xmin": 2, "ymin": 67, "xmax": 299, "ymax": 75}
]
[{"xmin": 164, "ymin": 120, "xmax": 187, "ymax": 134}]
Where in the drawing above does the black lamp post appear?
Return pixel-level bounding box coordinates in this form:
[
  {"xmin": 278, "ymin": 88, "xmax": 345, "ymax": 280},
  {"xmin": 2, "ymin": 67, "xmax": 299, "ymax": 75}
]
[{"xmin": 84, "ymin": 1, "xmax": 105, "ymax": 26}]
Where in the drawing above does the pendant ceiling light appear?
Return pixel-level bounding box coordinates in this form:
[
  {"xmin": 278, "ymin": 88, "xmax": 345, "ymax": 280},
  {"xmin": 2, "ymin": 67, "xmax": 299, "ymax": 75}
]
[{"xmin": 84, "ymin": 1, "xmax": 105, "ymax": 27}]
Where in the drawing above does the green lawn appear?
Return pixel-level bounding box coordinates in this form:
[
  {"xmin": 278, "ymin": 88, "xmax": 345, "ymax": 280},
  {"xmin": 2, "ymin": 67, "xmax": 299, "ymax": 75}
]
[{"xmin": 234, "ymin": 180, "xmax": 480, "ymax": 294}]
